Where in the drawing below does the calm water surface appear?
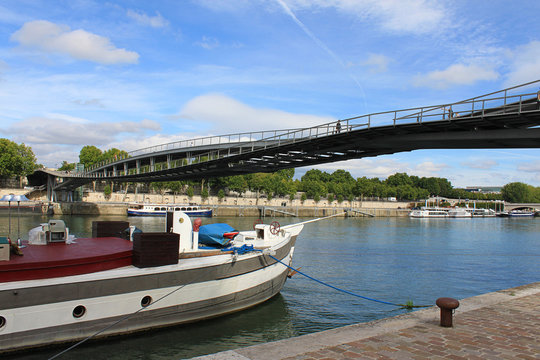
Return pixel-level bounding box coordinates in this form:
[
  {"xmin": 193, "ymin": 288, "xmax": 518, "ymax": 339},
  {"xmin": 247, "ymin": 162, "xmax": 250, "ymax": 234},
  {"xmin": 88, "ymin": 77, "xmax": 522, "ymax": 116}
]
[{"xmin": 1, "ymin": 213, "xmax": 539, "ymax": 359}]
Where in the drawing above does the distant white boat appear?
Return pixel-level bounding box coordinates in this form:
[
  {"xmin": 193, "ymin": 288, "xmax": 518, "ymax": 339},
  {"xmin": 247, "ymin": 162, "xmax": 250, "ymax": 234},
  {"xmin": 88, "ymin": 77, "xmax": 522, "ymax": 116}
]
[
  {"xmin": 507, "ymin": 209, "xmax": 535, "ymax": 217},
  {"xmin": 466, "ymin": 208, "xmax": 496, "ymax": 217},
  {"xmin": 409, "ymin": 207, "xmax": 448, "ymax": 218},
  {"xmin": 448, "ymin": 208, "xmax": 472, "ymax": 218},
  {"xmin": 127, "ymin": 203, "xmax": 212, "ymax": 217}
]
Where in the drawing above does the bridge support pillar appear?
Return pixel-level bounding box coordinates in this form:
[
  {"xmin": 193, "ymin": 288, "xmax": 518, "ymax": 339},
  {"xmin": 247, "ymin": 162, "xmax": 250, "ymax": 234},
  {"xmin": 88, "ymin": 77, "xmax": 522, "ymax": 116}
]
[{"xmin": 47, "ymin": 175, "xmax": 57, "ymax": 202}]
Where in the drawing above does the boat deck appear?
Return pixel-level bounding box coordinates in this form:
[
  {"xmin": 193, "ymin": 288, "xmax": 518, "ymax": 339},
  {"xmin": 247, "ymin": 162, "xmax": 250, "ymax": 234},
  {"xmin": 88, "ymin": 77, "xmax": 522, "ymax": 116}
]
[{"xmin": 0, "ymin": 237, "xmax": 133, "ymax": 283}]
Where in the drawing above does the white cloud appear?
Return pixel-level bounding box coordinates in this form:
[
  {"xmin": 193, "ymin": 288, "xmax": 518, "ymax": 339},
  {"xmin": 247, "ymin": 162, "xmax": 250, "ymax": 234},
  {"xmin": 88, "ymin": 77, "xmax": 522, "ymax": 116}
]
[
  {"xmin": 460, "ymin": 159, "xmax": 498, "ymax": 170},
  {"xmin": 414, "ymin": 63, "xmax": 499, "ymax": 89},
  {"xmin": 194, "ymin": 36, "xmax": 220, "ymax": 50},
  {"xmin": 517, "ymin": 160, "xmax": 540, "ymax": 173},
  {"xmin": 179, "ymin": 93, "xmax": 335, "ymax": 132},
  {"xmin": 412, "ymin": 161, "xmax": 449, "ymax": 177},
  {"xmin": 504, "ymin": 41, "xmax": 540, "ymax": 87},
  {"xmin": 286, "ymin": 0, "xmax": 448, "ymax": 35},
  {"xmin": 0, "ymin": 59, "xmax": 9, "ymax": 71},
  {"xmin": 71, "ymin": 98, "xmax": 106, "ymax": 108},
  {"xmin": 196, "ymin": 0, "xmax": 252, "ymax": 12},
  {"xmin": 310, "ymin": 158, "xmax": 447, "ymax": 179},
  {"xmin": 10, "ymin": 20, "xmax": 139, "ymax": 64},
  {"xmin": 310, "ymin": 158, "xmax": 407, "ymax": 179},
  {"xmin": 361, "ymin": 53, "xmax": 391, "ymax": 73},
  {"xmin": 8, "ymin": 116, "xmax": 160, "ymax": 146},
  {"xmin": 127, "ymin": 9, "xmax": 169, "ymax": 28},
  {"xmin": 198, "ymin": 0, "xmax": 448, "ymax": 34}
]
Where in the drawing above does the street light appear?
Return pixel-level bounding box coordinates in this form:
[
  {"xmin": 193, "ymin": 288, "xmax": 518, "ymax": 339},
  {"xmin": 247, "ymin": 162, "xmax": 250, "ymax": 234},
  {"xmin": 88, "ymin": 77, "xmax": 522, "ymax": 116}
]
[
  {"xmin": 11, "ymin": 194, "xmax": 29, "ymax": 248},
  {"xmin": 0, "ymin": 194, "xmax": 14, "ymax": 239}
]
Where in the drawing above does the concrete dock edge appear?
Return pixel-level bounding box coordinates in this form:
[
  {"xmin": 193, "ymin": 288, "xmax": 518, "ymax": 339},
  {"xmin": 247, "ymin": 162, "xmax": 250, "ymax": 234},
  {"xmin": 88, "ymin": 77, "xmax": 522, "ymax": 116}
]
[{"xmin": 194, "ymin": 282, "xmax": 540, "ymax": 360}]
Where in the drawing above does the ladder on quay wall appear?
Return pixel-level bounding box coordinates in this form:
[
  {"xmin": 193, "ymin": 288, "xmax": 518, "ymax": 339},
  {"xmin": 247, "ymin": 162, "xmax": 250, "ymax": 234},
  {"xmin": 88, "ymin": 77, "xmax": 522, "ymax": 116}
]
[
  {"xmin": 261, "ymin": 206, "xmax": 298, "ymax": 218},
  {"xmin": 348, "ymin": 209, "xmax": 375, "ymax": 217}
]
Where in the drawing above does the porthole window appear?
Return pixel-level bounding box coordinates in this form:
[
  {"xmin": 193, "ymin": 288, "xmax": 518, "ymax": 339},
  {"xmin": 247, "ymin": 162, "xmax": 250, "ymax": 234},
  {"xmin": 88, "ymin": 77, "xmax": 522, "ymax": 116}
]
[
  {"xmin": 73, "ymin": 305, "xmax": 86, "ymax": 318},
  {"xmin": 0, "ymin": 316, "xmax": 6, "ymax": 329},
  {"xmin": 141, "ymin": 295, "xmax": 153, "ymax": 308}
]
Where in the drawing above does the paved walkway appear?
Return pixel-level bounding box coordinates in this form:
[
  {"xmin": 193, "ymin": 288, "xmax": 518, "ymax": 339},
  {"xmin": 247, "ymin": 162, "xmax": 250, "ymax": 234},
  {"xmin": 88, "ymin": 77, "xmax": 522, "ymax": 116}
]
[{"xmin": 196, "ymin": 282, "xmax": 539, "ymax": 359}]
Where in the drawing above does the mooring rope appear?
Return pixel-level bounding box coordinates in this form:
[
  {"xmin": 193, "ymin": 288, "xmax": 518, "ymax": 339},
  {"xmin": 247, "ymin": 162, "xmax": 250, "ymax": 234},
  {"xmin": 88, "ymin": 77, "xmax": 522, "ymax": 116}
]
[
  {"xmin": 48, "ymin": 245, "xmax": 430, "ymax": 359},
  {"xmin": 267, "ymin": 253, "xmax": 432, "ymax": 309}
]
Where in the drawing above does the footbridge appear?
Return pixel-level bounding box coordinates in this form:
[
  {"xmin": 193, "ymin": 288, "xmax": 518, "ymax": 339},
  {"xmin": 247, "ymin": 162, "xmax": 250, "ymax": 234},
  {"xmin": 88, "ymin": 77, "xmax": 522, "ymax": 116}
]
[{"xmin": 28, "ymin": 81, "xmax": 540, "ymax": 198}]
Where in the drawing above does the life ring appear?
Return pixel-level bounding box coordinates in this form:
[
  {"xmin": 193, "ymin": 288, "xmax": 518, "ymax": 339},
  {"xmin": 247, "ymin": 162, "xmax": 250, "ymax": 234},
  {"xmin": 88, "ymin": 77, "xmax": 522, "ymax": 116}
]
[
  {"xmin": 269, "ymin": 221, "xmax": 280, "ymax": 235},
  {"xmin": 253, "ymin": 219, "xmax": 263, "ymax": 230}
]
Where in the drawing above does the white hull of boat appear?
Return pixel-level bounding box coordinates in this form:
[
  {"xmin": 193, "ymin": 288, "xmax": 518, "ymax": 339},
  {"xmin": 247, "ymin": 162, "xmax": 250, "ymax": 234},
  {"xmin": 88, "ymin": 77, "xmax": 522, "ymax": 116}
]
[
  {"xmin": 0, "ymin": 248, "xmax": 294, "ymax": 351},
  {"xmin": 0, "ymin": 214, "xmax": 305, "ymax": 353},
  {"xmin": 127, "ymin": 204, "xmax": 212, "ymax": 217},
  {"xmin": 409, "ymin": 209, "xmax": 448, "ymax": 218}
]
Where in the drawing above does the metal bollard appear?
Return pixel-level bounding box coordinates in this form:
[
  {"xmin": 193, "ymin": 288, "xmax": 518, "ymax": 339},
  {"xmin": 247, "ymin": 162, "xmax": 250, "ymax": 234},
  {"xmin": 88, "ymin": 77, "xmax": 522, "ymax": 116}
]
[{"xmin": 436, "ymin": 297, "xmax": 459, "ymax": 327}]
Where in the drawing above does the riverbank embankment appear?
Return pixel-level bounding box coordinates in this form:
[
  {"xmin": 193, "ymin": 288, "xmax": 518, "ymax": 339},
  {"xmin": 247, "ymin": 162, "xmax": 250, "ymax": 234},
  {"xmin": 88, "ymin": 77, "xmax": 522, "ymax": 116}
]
[
  {"xmin": 195, "ymin": 282, "xmax": 540, "ymax": 360},
  {"xmin": 45, "ymin": 202, "xmax": 410, "ymax": 217},
  {"xmin": 0, "ymin": 189, "xmax": 412, "ymax": 217}
]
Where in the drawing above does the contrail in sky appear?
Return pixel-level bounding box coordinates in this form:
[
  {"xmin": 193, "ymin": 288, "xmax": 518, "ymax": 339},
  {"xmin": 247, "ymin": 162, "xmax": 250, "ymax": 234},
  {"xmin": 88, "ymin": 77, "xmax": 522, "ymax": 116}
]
[{"xmin": 275, "ymin": 0, "xmax": 367, "ymax": 106}]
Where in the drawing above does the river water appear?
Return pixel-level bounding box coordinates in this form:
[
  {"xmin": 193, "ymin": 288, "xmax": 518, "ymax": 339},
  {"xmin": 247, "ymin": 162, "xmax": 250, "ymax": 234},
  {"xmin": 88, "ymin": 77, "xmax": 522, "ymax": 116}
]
[{"xmin": 2, "ymin": 214, "xmax": 539, "ymax": 359}]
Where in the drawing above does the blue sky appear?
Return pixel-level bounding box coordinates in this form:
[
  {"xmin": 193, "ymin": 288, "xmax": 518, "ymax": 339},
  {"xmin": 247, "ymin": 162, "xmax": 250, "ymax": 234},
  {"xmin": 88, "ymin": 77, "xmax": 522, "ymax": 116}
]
[{"xmin": 1, "ymin": 0, "xmax": 539, "ymax": 187}]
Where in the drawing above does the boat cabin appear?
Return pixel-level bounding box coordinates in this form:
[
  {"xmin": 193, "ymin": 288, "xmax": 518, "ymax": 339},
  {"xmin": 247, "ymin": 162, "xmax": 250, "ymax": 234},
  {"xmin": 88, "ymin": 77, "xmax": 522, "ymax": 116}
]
[{"xmin": 28, "ymin": 220, "xmax": 69, "ymax": 245}]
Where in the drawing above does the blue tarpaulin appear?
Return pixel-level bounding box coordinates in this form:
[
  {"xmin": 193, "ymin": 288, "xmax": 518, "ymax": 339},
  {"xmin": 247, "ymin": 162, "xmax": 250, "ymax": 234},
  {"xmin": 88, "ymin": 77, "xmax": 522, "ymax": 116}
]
[{"xmin": 198, "ymin": 223, "xmax": 238, "ymax": 246}]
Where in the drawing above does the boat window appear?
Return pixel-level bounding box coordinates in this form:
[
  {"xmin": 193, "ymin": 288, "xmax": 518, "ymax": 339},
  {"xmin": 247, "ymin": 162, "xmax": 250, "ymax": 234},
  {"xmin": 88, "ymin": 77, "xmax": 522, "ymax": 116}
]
[
  {"xmin": 154, "ymin": 207, "xmax": 160, "ymax": 211},
  {"xmin": 175, "ymin": 207, "xmax": 180, "ymax": 211},
  {"xmin": 72, "ymin": 305, "xmax": 86, "ymax": 318},
  {"xmin": 0, "ymin": 316, "xmax": 5, "ymax": 329},
  {"xmin": 160, "ymin": 207, "xmax": 166, "ymax": 211},
  {"xmin": 181, "ymin": 207, "xmax": 186, "ymax": 211},
  {"xmin": 141, "ymin": 295, "xmax": 153, "ymax": 307}
]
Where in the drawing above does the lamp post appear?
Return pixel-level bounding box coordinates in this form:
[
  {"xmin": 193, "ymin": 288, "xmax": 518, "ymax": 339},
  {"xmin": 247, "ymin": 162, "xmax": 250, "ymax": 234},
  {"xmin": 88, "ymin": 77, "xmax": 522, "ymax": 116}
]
[
  {"xmin": 11, "ymin": 195, "xmax": 29, "ymax": 248},
  {"xmin": 0, "ymin": 194, "xmax": 14, "ymax": 240}
]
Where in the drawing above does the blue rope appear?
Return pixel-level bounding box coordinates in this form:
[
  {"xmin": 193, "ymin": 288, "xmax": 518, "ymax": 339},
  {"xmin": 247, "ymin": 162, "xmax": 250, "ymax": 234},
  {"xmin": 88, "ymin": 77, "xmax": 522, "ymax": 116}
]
[
  {"xmin": 267, "ymin": 254, "xmax": 405, "ymax": 307},
  {"xmin": 221, "ymin": 244, "xmax": 255, "ymax": 255}
]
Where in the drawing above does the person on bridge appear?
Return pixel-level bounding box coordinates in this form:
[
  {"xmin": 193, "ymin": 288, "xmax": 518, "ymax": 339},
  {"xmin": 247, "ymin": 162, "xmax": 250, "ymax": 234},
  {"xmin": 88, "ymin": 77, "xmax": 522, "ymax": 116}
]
[{"xmin": 336, "ymin": 120, "xmax": 342, "ymax": 133}]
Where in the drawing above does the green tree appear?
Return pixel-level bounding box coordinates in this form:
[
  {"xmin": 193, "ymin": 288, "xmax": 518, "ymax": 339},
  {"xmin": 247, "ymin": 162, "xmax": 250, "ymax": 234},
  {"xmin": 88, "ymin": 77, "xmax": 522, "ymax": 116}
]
[
  {"xmin": 217, "ymin": 189, "xmax": 225, "ymax": 202},
  {"xmin": 0, "ymin": 139, "xmax": 37, "ymax": 178},
  {"xmin": 57, "ymin": 161, "xmax": 76, "ymax": 171},
  {"xmin": 201, "ymin": 188, "xmax": 209, "ymax": 202},
  {"xmin": 186, "ymin": 187, "xmax": 194, "ymax": 199},
  {"xmin": 79, "ymin": 145, "xmax": 103, "ymax": 168},
  {"xmin": 103, "ymin": 184, "xmax": 112, "ymax": 199},
  {"xmin": 165, "ymin": 181, "xmax": 184, "ymax": 195},
  {"xmin": 385, "ymin": 173, "xmax": 412, "ymax": 187},
  {"xmin": 101, "ymin": 148, "xmax": 129, "ymax": 162},
  {"xmin": 501, "ymin": 182, "xmax": 533, "ymax": 203}
]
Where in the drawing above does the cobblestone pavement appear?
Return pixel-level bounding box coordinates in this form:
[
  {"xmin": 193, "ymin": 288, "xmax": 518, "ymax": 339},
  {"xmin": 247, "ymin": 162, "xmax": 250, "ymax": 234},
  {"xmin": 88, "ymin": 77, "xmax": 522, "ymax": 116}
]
[
  {"xmin": 283, "ymin": 292, "xmax": 539, "ymax": 360},
  {"xmin": 197, "ymin": 282, "xmax": 539, "ymax": 360}
]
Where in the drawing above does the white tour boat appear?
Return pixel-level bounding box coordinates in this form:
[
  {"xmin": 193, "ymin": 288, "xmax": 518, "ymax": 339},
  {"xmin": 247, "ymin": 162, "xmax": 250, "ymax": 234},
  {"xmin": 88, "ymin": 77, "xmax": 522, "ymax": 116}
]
[
  {"xmin": 447, "ymin": 208, "xmax": 472, "ymax": 218},
  {"xmin": 408, "ymin": 207, "xmax": 449, "ymax": 218},
  {"xmin": 127, "ymin": 203, "xmax": 212, "ymax": 217},
  {"xmin": 0, "ymin": 211, "xmax": 308, "ymax": 353}
]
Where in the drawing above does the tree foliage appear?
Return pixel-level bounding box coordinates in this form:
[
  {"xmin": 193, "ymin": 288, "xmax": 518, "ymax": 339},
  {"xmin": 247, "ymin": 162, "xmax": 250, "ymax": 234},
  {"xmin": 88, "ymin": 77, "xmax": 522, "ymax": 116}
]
[
  {"xmin": 501, "ymin": 182, "xmax": 540, "ymax": 203},
  {"xmin": 79, "ymin": 145, "xmax": 103, "ymax": 168},
  {"xmin": 78, "ymin": 146, "xmax": 129, "ymax": 168},
  {"xmin": 0, "ymin": 138, "xmax": 37, "ymax": 178},
  {"xmin": 57, "ymin": 161, "xmax": 76, "ymax": 171}
]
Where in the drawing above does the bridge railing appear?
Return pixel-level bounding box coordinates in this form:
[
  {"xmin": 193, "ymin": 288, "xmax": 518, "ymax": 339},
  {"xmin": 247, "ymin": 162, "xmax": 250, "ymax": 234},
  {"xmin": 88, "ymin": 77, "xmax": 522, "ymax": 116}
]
[{"xmin": 83, "ymin": 80, "xmax": 540, "ymax": 178}]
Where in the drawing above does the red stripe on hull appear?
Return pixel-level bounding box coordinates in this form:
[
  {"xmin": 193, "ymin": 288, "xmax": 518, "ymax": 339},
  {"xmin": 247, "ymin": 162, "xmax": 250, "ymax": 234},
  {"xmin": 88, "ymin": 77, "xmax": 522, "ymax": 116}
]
[{"xmin": 0, "ymin": 237, "xmax": 133, "ymax": 282}]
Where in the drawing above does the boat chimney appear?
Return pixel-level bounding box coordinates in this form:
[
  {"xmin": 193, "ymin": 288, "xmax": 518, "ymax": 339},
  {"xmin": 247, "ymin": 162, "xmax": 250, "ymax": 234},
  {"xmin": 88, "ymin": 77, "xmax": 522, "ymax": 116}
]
[{"xmin": 192, "ymin": 218, "xmax": 201, "ymax": 251}]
